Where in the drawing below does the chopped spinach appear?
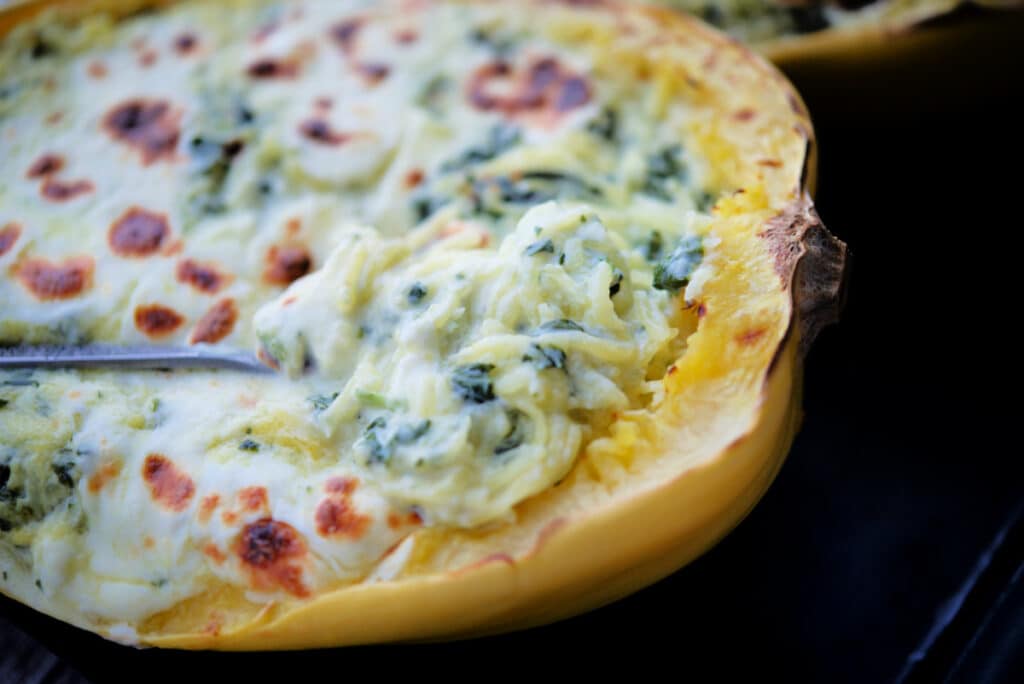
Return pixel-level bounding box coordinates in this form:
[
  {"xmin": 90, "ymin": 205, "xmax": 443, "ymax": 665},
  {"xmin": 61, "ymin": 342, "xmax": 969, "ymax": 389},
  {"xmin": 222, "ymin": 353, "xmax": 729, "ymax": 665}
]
[
  {"xmin": 29, "ymin": 35, "xmax": 57, "ymax": 60},
  {"xmin": 538, "ymin": 319, "xmax": 584, "ymax": 333},
  {"xmin": 523, "ymin": 344, "xmax": 567, "ymax": 371},
  {"xmin": 524, "ymin": 239, "xmax": 555, "ymax": 256},
  {"xmin": 469, "ymin": 27, "xmax": 517, "ymax": 56},
  {"xmin": 417, "ymin": 74, "xmax": 451, "ymax": 112},
  {"xmin": 609, "ymin": 268, "xmax": 624, "ymax": 298},
  {"xmin": 363, "ymin": 417, "xmax": 391, "ymax": 464},
  {"xmin": 309, "ymin": 392, "xmax": 339, "ymax": 413},
  {"xmin": 452, "ymin": 364, "xmax": 496, "ymax": 404},
  {"xmin": 587, "ymin": 107, "xmax": 618, "ymax": 142},
  {"xmin": 653, "ymin": 236, "xmax": 704, "ymax": 293},
  {"xmin": 51, "ymin": 462, "xmax": 75, "ymax": 488},
  {"xmin": 407, "ymin": 282, "xmax": 428, "ymax": 304},
  {"xmin": 411, "ymin": 195, "xmax": 449, "ymax": 222},
  {"xmin": 695, "ymin": 191, "xmax": 716, "ymax": 212},
  {"xmin": 182, "ymin": 90, "xmax": 258, "ymax": 228},
  {"xmin": 0, "ymin": 399, "xmax": 8, "ymax": 410},
  {"xmin": 395, "ymin": 420, "xmax": 431, "ymax": 445},
  {"xmin": 495, "ymin": 410, "xmax": 527, "ymax": 456},
  {"xmin": 363, "ymin": 417, "xmax": 431, "ymax": 465},
  {"xmin": 643, "ymin": 145, "xmax": 688, "ymax": 201},
  {"xmin": 641, "ymin": 230, "xmax": 664, "ymax": 262},
  {"xmin": 441, "ymin": 124, "xmax": 521, "ymax": 173}
]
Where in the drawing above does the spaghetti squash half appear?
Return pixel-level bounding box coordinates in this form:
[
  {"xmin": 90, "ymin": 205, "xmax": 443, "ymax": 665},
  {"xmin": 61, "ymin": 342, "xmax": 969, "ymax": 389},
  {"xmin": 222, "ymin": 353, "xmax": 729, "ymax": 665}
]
[{"xmin": 0, "ymin": 0, "xmax": 845, "ymax": 648}]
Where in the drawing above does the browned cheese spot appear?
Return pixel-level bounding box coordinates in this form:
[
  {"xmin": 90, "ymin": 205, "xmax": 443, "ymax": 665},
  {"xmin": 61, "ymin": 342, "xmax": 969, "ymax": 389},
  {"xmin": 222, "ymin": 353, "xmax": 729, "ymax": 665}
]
[
  {"xmin": 356, "ymin": 61, "xmax": 390, "ymax": 86},
  {"xmin": 404, "ymin": 168, "xmax": 425, "ymax": 189},
  {"xmin": 142, "ymin": 454, "xmax": 195, "ymax": 512},
  {"xmin": 26, "ymin": 154, "xmax": 64, "ymax": 179},
  {"xmin": 264, "ymin": 245, "xmax": 312, "ymax": 285},
  {"xmin": 189, "ymin": 298, "xmax": 238, "ymax": 345},
  {"xmin": 733, "ymin": 108, "xmax": 757, "ymax": 122},
  {"xmin": 103, "ymin": 99, "xmax": 180, "ymax": 164},
  {"xmin": 234, "ymin": 518, "xmax": 310, "ymax": 597},
  {"xmin": 329, "ymin": 18, "xmax": 364, "ymax": 55},
  {"xmin": 394, "ymin": 29, "xmax": 418, "ymax": 44},
  {"xmin": 87, "ymin": 460, "xmax": 122, "ymax": 494},
  {"xmin": 174, "ymin": 33, "xmax": 198, "ymax": 55},
  {"xmin": 16, "ymin": 256, "xmax": 93, "ymax": 300},
  {"xmin": 238, "ymin": 486, "xmax": 269, "ymax": 512},
  {"xmin": 198, "ymin": 494, "xmax": 220, "ymax": 523},
  {"xmin": 468, "ymin": 56, "xmax": 591, "ymax": 117},
  {"xmin": 247, "ymin": 58, "xmax": 299, "ymax": 79},
  {"xmin": 299, "ymin": 118, "xmax": 350, "ymax": 146},
  {"xmin": 87, "ymin": 61, "xmax": 107, "ymax": 79},
  {"xmin": 109, "ymin": 207, "xmax": 170, "ymax": 257},
  {"xmin": 41, "ymin": 178, "xmax": 94, "ymax": 202},
  {"xmin": 176, "ymin": 258, "xmax": 230, "ymax": 293},
  {"xmin": 204, "ymin": 542, "xmax": 227, "ymax": 564},
  {"xmin": 315, "ymin": 477, "xmax": 370, "ymax": 540},
  {"xmin": 0, "ymin": 223, "xmax": 21, "ymax": 257},
  {"xmin": 134, "ymin": 304, "xmax": 185, "ymax": 338}
]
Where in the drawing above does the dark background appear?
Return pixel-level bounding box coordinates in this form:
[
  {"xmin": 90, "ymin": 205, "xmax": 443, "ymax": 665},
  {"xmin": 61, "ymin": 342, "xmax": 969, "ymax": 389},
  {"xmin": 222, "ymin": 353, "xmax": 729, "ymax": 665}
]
[{"xmin": 2, "ymin": 10, "xmax": 1023, "ymax": 683}]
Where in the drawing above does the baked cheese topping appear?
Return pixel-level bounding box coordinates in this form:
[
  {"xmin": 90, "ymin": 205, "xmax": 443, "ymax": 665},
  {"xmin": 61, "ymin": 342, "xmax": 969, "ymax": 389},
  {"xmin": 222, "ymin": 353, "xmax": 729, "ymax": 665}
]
[{"xmin": 1, "ymin": 0, "xmax": 721, "ymax": 630}]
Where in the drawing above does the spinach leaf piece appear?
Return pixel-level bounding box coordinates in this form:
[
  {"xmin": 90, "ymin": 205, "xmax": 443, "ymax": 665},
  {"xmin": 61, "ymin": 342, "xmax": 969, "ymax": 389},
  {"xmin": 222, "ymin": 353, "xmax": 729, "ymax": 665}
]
[
  {"xmin": 452, "ymin": 364, "xmax": 496, "ymax": 404},
  {"xmin": 653, "ymin": 236, "xmax": 704, "ymax": 293}
]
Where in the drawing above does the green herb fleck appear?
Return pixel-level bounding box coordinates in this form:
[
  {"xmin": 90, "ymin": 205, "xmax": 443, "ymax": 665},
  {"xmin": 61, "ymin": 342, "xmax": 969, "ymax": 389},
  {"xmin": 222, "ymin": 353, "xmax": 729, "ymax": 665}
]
[
  {"xmin": 364, "ymin": 417, "xmax": 431, "ymax": 466},
  {"xmin": 441, "ymin": 124, "xmax": 520, "ymax": 173},
  {"xmin": 523, "ymin": 344, "xmax": 567, "ymax": 371},
  {"xmin": 586, "ymin": 107, "xmax": 618, "ymax": 142},
  {"xmin": 407, "ymin": 282, "xmax": 428, "ymax": 304},
  {"xmin": 239, "ymin": 438, "xmax": 260, "ymax": 452},
  {"xmin": 642, "ymin": 231, "xmax": 663, "ymax": 262},
  {"xmin": 643, "ymin": 145, "xmax": 687, "ymax": 201},
  {"xmin": 395, "ymin": 420, "xmax": 431, "ymax": 444},
  {"xmin": 653, "ymin": 236, "xmax": 704, "ymax": 292},
  {"xmin": 538, "ymin": 319, "xmax": 584, "ymax": 333},
  {"xmin": 51, "ymin": 462, "xmax": 75, "ymax": 488},
  {"xmin": 495, "ymin": 411, "xmax": 526, "ymax": 455},
  {"xmin": 609, "ymin": 268, "xmax": 624, "ymax": 298},
  {"xmin": 364, "ymin": 417, "xmax": 391, "ymax": 464},
  {"xmin": 524, "ymin": 239, "xmax": 555, "ymax": 256},
  {"xmin": 309, "ymin": 393, "xmax": 339, "ymax": 413},
  {"xmin": 452, "ymin": 363, "xmax": 496, "ymax": 404}
]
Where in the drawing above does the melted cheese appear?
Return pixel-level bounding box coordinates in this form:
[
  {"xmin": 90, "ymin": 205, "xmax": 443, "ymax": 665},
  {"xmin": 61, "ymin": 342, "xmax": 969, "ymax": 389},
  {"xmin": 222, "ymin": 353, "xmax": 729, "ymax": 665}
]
[{"xmin": 1, "ymin": 0, "xmax": 719, "ymax": 630}]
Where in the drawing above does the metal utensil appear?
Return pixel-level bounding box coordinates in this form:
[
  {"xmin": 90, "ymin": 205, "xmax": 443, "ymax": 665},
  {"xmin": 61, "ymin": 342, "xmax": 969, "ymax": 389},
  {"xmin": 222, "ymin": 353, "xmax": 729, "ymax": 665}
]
[{"xmin": 0, "ymin": 344, "xmax": 271, "ymax": 373}]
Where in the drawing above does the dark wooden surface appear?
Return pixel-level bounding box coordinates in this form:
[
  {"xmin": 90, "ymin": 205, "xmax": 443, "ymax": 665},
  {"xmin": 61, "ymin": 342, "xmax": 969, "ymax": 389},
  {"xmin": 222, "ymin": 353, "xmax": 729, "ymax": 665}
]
[{"xmin": 2, "ymin": 18, "xmax": 1023, "ymax": 684}]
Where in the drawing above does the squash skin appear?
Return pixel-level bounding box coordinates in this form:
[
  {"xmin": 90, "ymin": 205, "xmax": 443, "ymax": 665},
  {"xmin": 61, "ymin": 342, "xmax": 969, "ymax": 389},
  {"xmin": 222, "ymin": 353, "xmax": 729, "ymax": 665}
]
[{"xmin": 0, "ymin": 0, "xmax": 846, "ymax": 649}]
